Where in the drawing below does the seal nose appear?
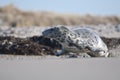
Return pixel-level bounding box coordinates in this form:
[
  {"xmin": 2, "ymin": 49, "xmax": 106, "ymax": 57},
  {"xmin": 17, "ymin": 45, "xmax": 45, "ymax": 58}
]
[
  {"xmin": 42, "ymin": 31, "xmax": 45, "ymax": 35},
  {"xmin": 42, "ymin": 30, "xmax": 49, "ymax": 36}
]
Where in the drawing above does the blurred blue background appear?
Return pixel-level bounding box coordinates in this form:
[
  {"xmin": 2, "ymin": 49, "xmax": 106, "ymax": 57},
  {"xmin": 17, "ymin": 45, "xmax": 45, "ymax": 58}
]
[{"xmin": 0, "ymin": 0, "xmax": 120, "ymax": 15}]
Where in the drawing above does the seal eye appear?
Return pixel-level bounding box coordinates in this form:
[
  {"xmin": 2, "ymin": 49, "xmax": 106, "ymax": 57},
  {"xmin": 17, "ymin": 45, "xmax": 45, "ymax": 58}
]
[{"xmin": 68, "ymin": 43, "xmax": 73, "ymax": 46}]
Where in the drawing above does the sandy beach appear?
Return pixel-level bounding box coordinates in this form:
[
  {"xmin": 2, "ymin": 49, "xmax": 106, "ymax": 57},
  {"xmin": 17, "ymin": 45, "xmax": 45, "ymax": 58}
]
[{"xmin": 0, "ymin": 58, "xmax": 120, "ymax": 80}]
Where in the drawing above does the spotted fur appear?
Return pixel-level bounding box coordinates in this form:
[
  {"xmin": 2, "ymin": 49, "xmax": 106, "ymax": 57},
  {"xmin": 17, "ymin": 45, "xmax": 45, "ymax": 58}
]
[{"xmin": 42, "ymin": 25, "xmax": 109, "ymax": 57}]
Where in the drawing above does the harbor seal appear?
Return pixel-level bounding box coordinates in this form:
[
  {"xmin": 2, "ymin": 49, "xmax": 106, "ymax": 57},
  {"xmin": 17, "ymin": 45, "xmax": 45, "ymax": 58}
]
[{"xmin": 42, "ymin": 25, "xmax": 109, "ymax": 57}]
